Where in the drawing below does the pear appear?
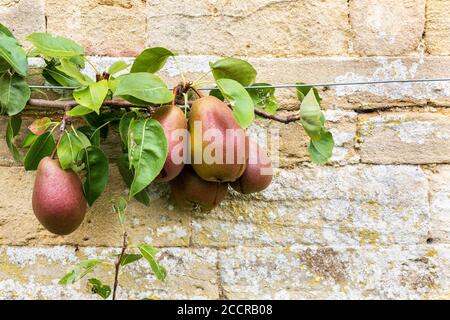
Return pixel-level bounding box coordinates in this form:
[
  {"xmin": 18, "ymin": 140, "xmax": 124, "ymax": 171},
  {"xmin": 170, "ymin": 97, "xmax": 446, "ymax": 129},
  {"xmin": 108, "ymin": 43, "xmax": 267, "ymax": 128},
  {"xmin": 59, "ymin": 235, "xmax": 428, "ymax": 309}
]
[
  {"xmin": 170, "ymin": 166, "xmax": 228, "ymax": 211},
  {"xmin": 189, "ymin": 96, "xmax": 247, "ymax": 182},
  {"xmin": 231, "ymin": 139, "xmax": 273, "ymax": 194},
  {"xmin": 32, "ymin": 157, "xmax": 87, "ymax": 235},
  {"xmin": 153, "ymin": 105, "xmax": 188, "ymax": 182}
]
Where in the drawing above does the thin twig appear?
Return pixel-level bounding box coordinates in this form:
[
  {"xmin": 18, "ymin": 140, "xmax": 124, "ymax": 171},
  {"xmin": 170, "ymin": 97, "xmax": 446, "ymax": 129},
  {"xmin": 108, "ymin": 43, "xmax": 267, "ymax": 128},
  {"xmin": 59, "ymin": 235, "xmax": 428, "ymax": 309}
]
[
  {"xmin": 112, "ymin": 231, "xmax": 128, "ymax": 301},
  {"xmin": 27, "ymin": 99, "xmax": 147, "ymax": 109},
  {"xmin": 26, "ymin": 99, "xmax": 302, "ymax": 124},
  {"xmin": 254, "ymin": 108, "xmax": 301, "ymax": 124}
]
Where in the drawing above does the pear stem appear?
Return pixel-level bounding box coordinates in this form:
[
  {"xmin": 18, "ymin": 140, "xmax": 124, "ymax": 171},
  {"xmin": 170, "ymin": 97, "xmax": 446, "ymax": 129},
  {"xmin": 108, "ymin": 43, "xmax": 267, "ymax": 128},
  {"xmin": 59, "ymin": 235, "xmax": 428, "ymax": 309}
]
[
  {"xmin": 50, "ymin": 112, "xmax": 69, "ymax": 159},
  {"xmin": 112, "ymin": 231, "xmax": 128, "ymax": 300},
  {"xmin": 190, "ymin": 87, "xmax": 203, "ymax": 98}
]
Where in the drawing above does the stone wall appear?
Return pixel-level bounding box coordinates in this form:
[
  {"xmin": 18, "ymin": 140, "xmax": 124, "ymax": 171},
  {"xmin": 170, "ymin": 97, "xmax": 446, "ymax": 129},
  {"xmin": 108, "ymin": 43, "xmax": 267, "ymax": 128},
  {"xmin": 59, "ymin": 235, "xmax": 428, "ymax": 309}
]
[{"xmin": 0, "ymin": 0, "xmax": 449, "ymax": 299}]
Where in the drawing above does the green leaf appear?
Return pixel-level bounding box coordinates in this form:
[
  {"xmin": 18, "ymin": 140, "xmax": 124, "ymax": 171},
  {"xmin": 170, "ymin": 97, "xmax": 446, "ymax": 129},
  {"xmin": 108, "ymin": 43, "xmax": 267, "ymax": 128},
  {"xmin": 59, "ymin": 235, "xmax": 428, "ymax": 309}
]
[
  {"xmin": 300, "ymin": 90, "xmax": 323, "ymax": 140},
  {"xmin": 27, "ymin": 33, "xmax": 84, "ymax": 58},
  {"xmin": 297, "ymin": 84, "xmax": 322, "ymax": 104},
  {"xmin": 120, "ymin": 254, "xmax": 143, "ymax": 267},
  {"xmin": 308, "ymin": 129, "xmax": 334, "ymax": 165},
  {"xmin": 108, "ymin": 60, "xmax": 129, "ymax": 75},
  {"xmin": 0, "ymin": 23, "xmax": 15, "ymax": 38},
  {"xmin": 79, "ymin": 146, "xmax": 109, "ymax": 206},
  {"xmin": 209, "ymin": 88, "xmax": 224, "ymax": 101},
  {"xmin": 57, "ymin": 131, "xmax": 91, "ymax": 170},
  {"xmin": 138, "ymin": 244, "xmax": 167, "ymax": 282},
  {"xmin": 88, "ymin": 278, "xmax": 111, "ymax": 299},
  {"xmin": 77, "ymin": 126, "xmax": 101, "ymax": 147},
  {"xmin": 114, "ymin": 73, "xmax": 173, "ymax": 104},
  {"xmin": 66, "ymin": 105, "xmax": 94, "ymax": 117},
  {"xmin": 210, "ymin": 58, "xmax": 257, "ymax": 86},
  {"xmin": 5, "ymin": 114, "xmax": 22, "ymax": 161},
  {"xmin": 82, "ymin": 111, "xmax": 121, "ymax": 139},
  {"xmin": 73, "ymin": 80, "xmax": 109, "ymax": 114},
  {"xmin": 70, "ymin": 55, "xmax": 86, "ymax": 69},
  {"xmin": 131, "ymin": 47, "xmax": 174, "ymax": 74},
  {"xmin": 119, "ymin": 112, "xmax": 137, "ymax": 150},
  {"xmin": 0, "ymin": 72, "xmax": 31, "ymax": 116},
  {"xmin": 22, "ymin": 132, "xmax": 38, "ymax": 148},
  {"xmin": 73, "ymin": 130, "xmax": 92, "ymax": 148},
  {"xmin": 0, "ymin": 33, "xmax": 27, "ymax": 76},
  {"xmin": 216, "ymin": 78, "xmax": 254, "ymax": 129},
  {"xmin": 113, "ymin": 196, "xmax": 128, "ymax": 225},
  {"xmin": 0, "ymin": 58, "xmax": 10, "ymax": 73},
  {"xmin": 59, "ymin": 259, "xmax": 103, "ymax": 285},
  {"xmin": 128, "ymin": 119, "xmax": 168, "ymax": 198},
  {"xmin": 56, "ymin": 58, "xmax": 91, "ymax": 86},
  {"xmin": 247, "ymin": 83, "xmax": 278, "ymax": 115},
  {"xmin": 117, "ymin": 154, "xmax": 150, "ymax": 206},
  {"xmin": 24, "ymin": 132, "xmax": 56, "ymax": 171},
  {"xmin": 28, "ymin": 117, "xmax": 52, "ymax": 135},
  {"xmin": 107, "ymin": 77, "xmax": 119, "ymax": 94},
  {"xmin": 42, "ymin": 65, "xmax": 82, "ymax": 87}
]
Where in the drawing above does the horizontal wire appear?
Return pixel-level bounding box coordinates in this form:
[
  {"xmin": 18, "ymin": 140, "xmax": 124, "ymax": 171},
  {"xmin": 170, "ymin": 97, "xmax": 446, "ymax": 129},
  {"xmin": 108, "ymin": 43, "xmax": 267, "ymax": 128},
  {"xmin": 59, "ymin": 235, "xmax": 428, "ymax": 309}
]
[{"xmin": 29, "ymin": 78, "xmax": 450, "ymax": 91}]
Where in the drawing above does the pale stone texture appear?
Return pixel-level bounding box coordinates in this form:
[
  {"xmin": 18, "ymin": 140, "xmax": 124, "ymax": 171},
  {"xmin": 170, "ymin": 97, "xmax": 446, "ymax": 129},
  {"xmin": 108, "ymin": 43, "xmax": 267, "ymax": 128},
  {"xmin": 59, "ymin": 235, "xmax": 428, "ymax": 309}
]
[
  {"xmin": 146, "ymin": 0, "xmax": 350, "ymax": 57},
  {"xmin": 349, "ymin": 0, "xmax": 426, "ymax": 56},
  {"xmin": 0, "ymin": 166, "xmax": 191, "ymax": 247},
  {"xmin": 359, "ymin": 111, "xmax": 450, "ymax": 164},
  {"xmin": 156, "ymin": 55, "xmax": 450, "ymax": 110},
  {"xmin": 27, "ymin": 56, "xmax": 450, "ymax": 110},
  {"xmin": 0, "ymin": 246, "xmax": 219, "ymax": 299},
  {"xmin": 0, "ymin": 0, "xmax": 45, "ymax": 46},
  {"xmin": 192, "ymin": 165, "xmax": 430, "ymax": 247},
  {"xmin": 426, "ymin": 0, "xmax": 450, "ymax": 55},
  {"xmin": 220, "ymin": 245, "xmax": 450, "ymax": 299},
  {"xmin": 249, "ymin": 109, "xmax": 358, "ymax": 168},
  {"xmin": 429, "ymin": 165, "xmax": 450, "ymax": 244},
  {"xmin": 45, "ymin": 0, "xmax": 147, "ymax": 56}
]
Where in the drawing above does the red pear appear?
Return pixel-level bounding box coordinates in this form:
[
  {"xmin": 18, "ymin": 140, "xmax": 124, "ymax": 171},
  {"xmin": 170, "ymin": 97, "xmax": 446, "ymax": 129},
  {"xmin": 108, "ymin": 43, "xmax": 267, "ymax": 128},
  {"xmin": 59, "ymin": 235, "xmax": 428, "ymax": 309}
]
[
  {"xmin": 231, "ymin": 140, "xmax": 273, "ymax": 194},
  {"xmin": 189, "ymin": 96, "xmax": 247, "ymax": 182},
  {"xmin": 153, "ymin": 105, "xmax": 188, "ymax": 182},
  {"xmin": 32, "ymin": 157, "xmax": 87, "ymax": 235},
  {"xmin": 170, "ymin": 166, "xmax": 228, "ymax": 211}
]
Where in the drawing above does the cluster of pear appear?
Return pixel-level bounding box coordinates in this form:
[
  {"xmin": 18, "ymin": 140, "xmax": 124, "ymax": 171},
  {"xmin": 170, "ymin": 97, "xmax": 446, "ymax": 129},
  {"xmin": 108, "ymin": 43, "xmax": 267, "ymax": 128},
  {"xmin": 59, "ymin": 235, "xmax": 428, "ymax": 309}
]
[
  {"xmin": 31, "ymin": 96, "xmax": 273, "ymax": 235},
  {"xmin": 166, "ymin": 96, "xmax": 273, "ymax": 211}
]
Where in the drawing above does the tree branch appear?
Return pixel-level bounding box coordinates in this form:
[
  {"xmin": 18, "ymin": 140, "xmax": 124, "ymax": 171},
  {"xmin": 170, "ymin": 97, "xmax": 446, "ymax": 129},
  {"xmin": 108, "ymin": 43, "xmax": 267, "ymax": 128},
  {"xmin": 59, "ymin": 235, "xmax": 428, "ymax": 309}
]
[
  {"xmin": 254, "ymin": 108, "xmax": 301, "ymax": 124},
  {"xmin": 112, "ymin": 231, "xmax": 128, "ymax": 301},
  {"xmin": 26, "ymin": 99, "xmax": 301, "ymax": 124}
]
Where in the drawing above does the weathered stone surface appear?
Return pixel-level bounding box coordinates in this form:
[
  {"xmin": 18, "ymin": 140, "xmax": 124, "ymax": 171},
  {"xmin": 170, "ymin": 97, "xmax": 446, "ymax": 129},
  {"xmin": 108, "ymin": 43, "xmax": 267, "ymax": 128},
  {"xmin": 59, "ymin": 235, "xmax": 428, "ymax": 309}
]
[
  {"xmin": 27, "ymin": 55, "xmax": 450, "ymax": 110},
  {"xmin": 359, "ymin": 111, "xmax": 450, "ymax": 164},
  {"xmin": 220, "ymin": 245, "xmax": 450, "ymax": 299},
  {"xmin": 0, "ymin": 246, "xmax": 219, "ymax": 299},
  {"xmin": 192, "ymin": 165, "xmax": 430, "ymax": 247},
  {"xmin": 248, "ymin": 109, "xmax": 358, "ymax": 168},
  {"xmin": 426, "ymin": 0, "xmax": 450, "ymax": 55},
  {"xmin": 45, "ymin": 0, "xmax": 146, "ymax": 56},
  {"xmin": 146, "ymin": 0, "xmax": 349, "ymax": 57},
  {"xmin": 157, "ymin": 55, "xmax": 450, "ymax": 110},
  {"xmin": 0, "ymin": 0, "xmax": 45, "ymax": 45},
  {"xmin": 429, "ymin": 165, "xmax": 450, "ymax": 244},
  {"xmin": 349, "ymin": 0, "xmax": 426, "ymax": 56},
  {"xmin": 0, "ymin": 166, "xmax": 190, "ymax": 247}
]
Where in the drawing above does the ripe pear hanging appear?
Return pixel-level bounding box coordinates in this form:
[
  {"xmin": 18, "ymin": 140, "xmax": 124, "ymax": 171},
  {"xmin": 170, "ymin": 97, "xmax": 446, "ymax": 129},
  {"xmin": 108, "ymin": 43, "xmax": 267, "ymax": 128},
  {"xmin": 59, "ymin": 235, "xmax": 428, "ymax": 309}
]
[
  {"xmin": 231, "ymin": 139, "xmax": 273, "ymax": 194},
  {"xmin": 152, "ymin": 105, "xmax": 188, "ymax": 182},
  {"xmin": 189, "ymin": 96, "xmax": 247, "ymax": 182},
  {"xmin": 170, "ymin": 166, "xmax": 228, "ymax": 211},
  {"xmin": 32, "ymin": 157, "xmax": 87, "ymax": 235}
]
